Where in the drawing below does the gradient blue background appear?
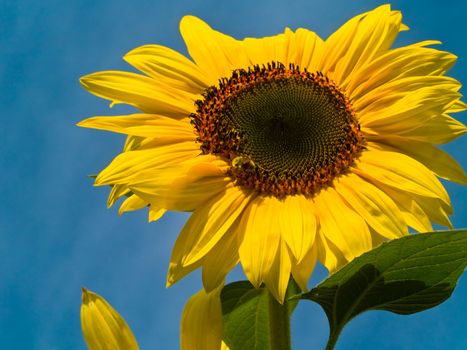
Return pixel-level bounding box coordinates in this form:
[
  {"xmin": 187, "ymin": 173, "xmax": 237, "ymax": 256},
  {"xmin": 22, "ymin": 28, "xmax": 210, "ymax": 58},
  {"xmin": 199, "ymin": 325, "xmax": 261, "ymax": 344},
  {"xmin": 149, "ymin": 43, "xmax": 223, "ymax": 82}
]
[{"xmin": 1, "ymin": 0, "xmax": 466, "ymax": 349}]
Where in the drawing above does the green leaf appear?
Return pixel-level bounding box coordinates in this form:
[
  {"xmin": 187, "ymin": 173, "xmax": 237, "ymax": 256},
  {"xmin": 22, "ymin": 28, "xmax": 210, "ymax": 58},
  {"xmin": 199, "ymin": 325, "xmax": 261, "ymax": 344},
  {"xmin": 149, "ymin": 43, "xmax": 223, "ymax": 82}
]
[
  {"xmin": 300, "ymin": 230, "xmax": 467, "ymax": 349},
  {"xmin": 221, "ymin": 279, "xmax": 300, "ymax": 350}
]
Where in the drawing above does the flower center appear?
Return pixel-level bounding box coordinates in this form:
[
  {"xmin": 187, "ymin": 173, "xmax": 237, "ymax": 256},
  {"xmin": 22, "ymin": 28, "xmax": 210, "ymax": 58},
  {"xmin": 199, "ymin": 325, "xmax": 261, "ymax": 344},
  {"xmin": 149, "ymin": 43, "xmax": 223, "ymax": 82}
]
[{"xmin": 191, "ymin": 62, "xmax": 364, "ymax": 197}]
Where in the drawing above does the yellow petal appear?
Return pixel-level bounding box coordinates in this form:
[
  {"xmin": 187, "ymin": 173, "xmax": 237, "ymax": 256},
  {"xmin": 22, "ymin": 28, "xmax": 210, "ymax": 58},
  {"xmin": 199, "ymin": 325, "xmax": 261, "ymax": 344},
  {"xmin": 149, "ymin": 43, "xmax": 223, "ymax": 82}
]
[
  {"xmin": 354, "ymin": 76, "xmax": 461, "ymax": 116},
  {"xmin": 124, "ymin": 44, "xmax": 210, "ymax": 92},
  {"xmin": 315, "ymin": 230, "xmax": 347, "ymax": 273},
  {"xmin": 180, "ymin": 16, "xmax": 248, "ymax": 84},
  {"xmin": 181, "ymin": 286, "xmax": 223, "ymax": 350},
  {"xmin": 414, "ymin": 196, "xmax": 453, "ymax": 229},
  {"xmin": 166, "ymin": 258, "xmax": 203, "ymax": 288},
  {"xmin": 80, "ymin": 71, "xmax": 197, "ymax": 116},
  {"xmin": 359, "ymin": 86, "xmax": 460, "ymax": 129},
  {"xmin": 336, "ymin": 173, "xmax": 407, "ymax": 239},
  {"xmin": 107, "ymin": 184, "xmax": 131, "ymax": 208},
  {"xmin": 148, "ymin": 205, "xmax": 166, "ymax": 222},
  {"xmin": 401, "ymin": 206, "xmax": 432, "ymax": 233},
  {"xmin": 375, "ymin": 183, "xmax": 453, "ymax": 229},
  {"xmin": 78, "ymin": 114, "xmax": 196, "ymax": 141},
  {"xmin": 238, "ymin": 196, "xmax": 282, "ymax": 288},
  {"xmin": 381, "ymin": 113, "xmax": 467, "ymax": 145},
  {"xmin": 130, "ymin": 156, "xmax": 231, "ymax": 212},
  {"xmin": 289, "ymin": 28, "xmax": 324, "ymax": 71},
  {"xmin": 355, "ymin": 150, "xmax": 450, "ymax": 206},
  {"xmin": 369, "ymin": 227, "xmax": 388, "ymax": 247},
  {"xmin": 123, "ymin": 135, "xmax": 146, "ymax": 152},
  {"xmin": 314, "ymin": 187, "xmax": 372, "ymax": 261},
  {"xmin": 367, "ymin": 139, "xmax": 467, "ymax": 184},
  {"xmin": 202, "ymin": 225, "xmax": 240, "ymax": 292},
  {"xmin": 373, "ymin": 185, "xmax": 433, "ymax": 232},
  {"xmin": 167, "ymin": 186, "xmax": 253, "ymax": 286},
  {"xmin": 319, "ymin": 5, "xmax": 403, "ymax": 85},
  {"xmin": 448, "ymin": 99, "xmax": 467, "ymax": 113},
  {"xmin": 243, "ymin": 30, "xmax": 289, "ymax": 67},
  {"xmin": 118, "ymin": 194, "xmax": 147, "ymax": 215},
  {"xmin": 81, "ymin": 288, "xmax": 139, "ymax": 350},
  {"xmin": 347, "ymin": 43, "xmax": 456, "ymax": 100},
  {"xmin": 291, "ymin": 244, "xmax": 318, "ymax": 291},
  {"xmin": 263, "ymin": 240, "xmax": 292, "ymax": 303},
  {"xmin": 95, "ymin": 142, "xmax": 200, "ymax": 186},
  {"xmin": 279, "ymin": 195, "xmax": 317, "ymax": 263},
  {"xmin": 122, "ymin": 134, "xmax": 194, "ymax": 152}
]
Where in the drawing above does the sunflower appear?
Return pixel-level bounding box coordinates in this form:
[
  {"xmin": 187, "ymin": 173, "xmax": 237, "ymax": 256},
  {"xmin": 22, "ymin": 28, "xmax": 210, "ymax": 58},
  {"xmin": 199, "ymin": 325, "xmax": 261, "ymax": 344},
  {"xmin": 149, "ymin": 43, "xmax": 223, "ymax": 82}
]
[{"xmin": 79, "ymin": 5, "xmax": 466, "ymax": 302}]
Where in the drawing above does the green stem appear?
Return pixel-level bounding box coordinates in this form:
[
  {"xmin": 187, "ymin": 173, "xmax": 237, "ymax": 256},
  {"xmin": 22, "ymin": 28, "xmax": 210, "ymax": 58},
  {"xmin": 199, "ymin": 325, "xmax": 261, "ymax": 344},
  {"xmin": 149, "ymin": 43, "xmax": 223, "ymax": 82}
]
[
  {"xmin": 268, "ymin": 290, "xmax": 291, "ymax": 350},
  {"xmin": 325, "ymin": 325, "xmax": 344, "ymax": 350}
]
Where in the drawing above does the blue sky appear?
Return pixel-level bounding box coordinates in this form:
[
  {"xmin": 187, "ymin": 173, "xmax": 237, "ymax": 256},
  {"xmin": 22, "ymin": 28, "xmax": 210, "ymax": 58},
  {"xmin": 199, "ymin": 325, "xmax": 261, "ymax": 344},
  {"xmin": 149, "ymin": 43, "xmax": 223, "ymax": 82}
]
[{"xmin": 1, "ymin": 0, "xmax": 466, "ymax": 349}]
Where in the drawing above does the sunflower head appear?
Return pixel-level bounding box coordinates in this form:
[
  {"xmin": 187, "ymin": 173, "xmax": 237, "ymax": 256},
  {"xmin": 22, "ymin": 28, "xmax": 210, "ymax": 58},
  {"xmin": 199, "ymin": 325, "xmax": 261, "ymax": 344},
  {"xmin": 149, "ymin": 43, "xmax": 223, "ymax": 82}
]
[
  {"xmin": 79, "ymin": 5, "xmax": 466, "ymax": 302},
  {"xmin": 191, "ymin": 62, "xmax": 364, "ymax": 197}
]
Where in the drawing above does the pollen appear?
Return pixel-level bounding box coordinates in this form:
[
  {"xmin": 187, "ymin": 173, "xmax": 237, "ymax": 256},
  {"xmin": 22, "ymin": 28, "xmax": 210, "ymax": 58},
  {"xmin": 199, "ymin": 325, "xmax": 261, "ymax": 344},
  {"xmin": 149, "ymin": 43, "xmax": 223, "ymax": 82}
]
[{"xmin": 190, "ymin": 62, "xmax": 364, "ymax": 197}]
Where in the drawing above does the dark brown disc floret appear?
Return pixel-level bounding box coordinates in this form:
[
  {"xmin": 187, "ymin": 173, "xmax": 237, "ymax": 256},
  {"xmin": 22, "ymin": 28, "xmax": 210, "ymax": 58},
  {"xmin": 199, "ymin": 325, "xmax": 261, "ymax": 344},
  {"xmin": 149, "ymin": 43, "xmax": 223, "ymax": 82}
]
[{"xmin": 190, "ymin": 62, "xmax": 364, "ymax": 197}]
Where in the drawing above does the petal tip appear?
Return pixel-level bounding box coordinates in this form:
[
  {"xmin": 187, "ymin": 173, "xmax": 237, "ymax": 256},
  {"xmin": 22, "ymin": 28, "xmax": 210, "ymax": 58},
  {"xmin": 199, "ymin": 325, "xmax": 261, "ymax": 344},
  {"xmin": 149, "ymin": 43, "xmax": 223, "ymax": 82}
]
[
  {"xmin": 166, "ymin": 273, "xmax": 175, "ymax": 288},
  {"xmin": 180, "ymin": 15, "xmax": 205, "ymax": 29},
  {"xmin": 400, "ymin": 23, "xmax": 410, "ymax": 31},
  {"xmin": 79, "ymin": 74, "xmax": 95, "ymax": 87},
  {"xmin": 81, "ymin": 287, "xmax": 89, "ymax": 302},
  {"xmin": 76, "ymin": 118, "xmax": 91, "ymax": 128}
]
